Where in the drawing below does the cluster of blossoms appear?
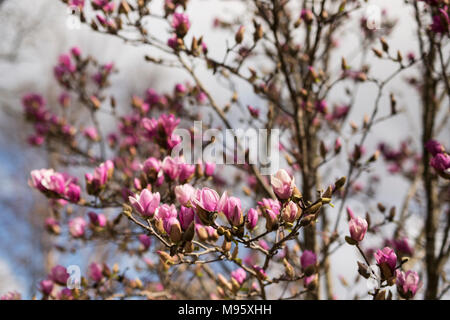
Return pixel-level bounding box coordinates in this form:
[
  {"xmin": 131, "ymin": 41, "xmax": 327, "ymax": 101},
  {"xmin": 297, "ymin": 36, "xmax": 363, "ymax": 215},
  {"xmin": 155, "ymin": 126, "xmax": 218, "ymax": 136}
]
[
  {"xmin": 29, "ymin": 169, "xmax": 81, "ymax": 204},
  {"xmin": 420, "ymin": 0, "xmax": 450, "ymax": 35},
  {"xmin": 378, "ymin": 140, "xmax": 421, "ymax": 176},
  {"xmin": 12, "ymin": 0, "xmax": 450, "ymax": 300},
  {"xmin": 345, "ymin": 206, "xmax": 420, "ymax": 299},
  {"xmin": 22, "ymin": 93, "xmax": 76, "ymax": 146}
]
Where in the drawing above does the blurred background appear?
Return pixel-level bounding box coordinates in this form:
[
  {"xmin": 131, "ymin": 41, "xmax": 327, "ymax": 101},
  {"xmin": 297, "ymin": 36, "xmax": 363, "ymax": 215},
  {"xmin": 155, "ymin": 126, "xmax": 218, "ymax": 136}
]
[{"xmin": 0, "ymin": 0, "xmax": 447, "ymax": 299}]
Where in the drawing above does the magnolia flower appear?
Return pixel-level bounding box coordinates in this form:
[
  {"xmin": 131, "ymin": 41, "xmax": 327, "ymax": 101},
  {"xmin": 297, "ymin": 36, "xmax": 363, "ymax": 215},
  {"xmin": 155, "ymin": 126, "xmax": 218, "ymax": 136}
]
[
  {"xmin": 348, "ymin": 216, "xmax": 368, "ymax": 242},
  {"xmin": 425, "ymin": 139, "xmax": 445, "ymax": 156},
  {"xmin": 193, "ymin": 187, "xmax": 220, "ymax": 212},
  {"xmin": 88, "ymin": 211, "xmax": 107, "ymax": 228},
  {"xmin": 178, "ymin": 163, "xmax": 196, "ymax": 182},
  {"xmin": 392, "ymin": 237, "xmax": 414, "ymax": 256},
  {"xmin": 315, "ymin": 99, "xmax": 328, "ymax": 114},
  {"xmin": 40, "ymin": 279, "xmax": 54, "ymax": 296},
  {"xmin": 231, "ymin": 268, "xmax": 247, "ymax": 285},
  {"xmin": 143, "ymin": 157, "xmax": 161, "ymax": 175},
  {"xmin": 69, "ymin": 217, "xmax": 87, "ymax": 238},
  {"xmin": 66, "ymin": 183, "xmax": 81, "ymax": 203},
  {"xmin": 162, "ymin": 156, "xmax": 181, "ymax": 180},
  {"xmin": 88, "ymin": 263, "xmax": 103, "ymax": 282},
  {"xmin": 29, "ymin": 169, "xmax": 65, "ymax": 195},
  {"xmin": 175, "ymin": 184, "xmax": 196, "ymax": 207},
  {"xmin": 374, "ymin": 247, "xmax": 397, "ymax": 274},
  {"xmin": 163, "ymin": 216, "xmax": 182, "ymax": 242},
  {"xmin": 57, "ymin": 288, "xmax": 74, "ymax": 300},
  {"xmin": 270, "ymin": 169, "xmax": 295, "ymax": 199},
  {"xmin": 70, "ymin": 46, "xmax": 81, "ymax": 57},
  {"xmin": 346, "ymin": 206, "xmax": 355, "ymax": 220},
  {"xmin": 175, "ymin": 83, "xmax": 186, "ymax": 94},
  {"xmin": 281, "ymin": 201, "xmax": 299, "ymax": 223},
  {"xmin": 179, "ymin": 206, "xmax": 195, "ymax": 231},
  {"xmin": 50, "ymin": 265, "xmax": 69, "ymax": 285},
  {"xmin": 69, "ymin": 0, "xmax": 85, "ymax": 8},
  {"xmin": 85, "ymin": 160, "xmax": 114, "ymax": 193},
  {"xmin": 430, "ymin": 153, "xmax": 450, "ymax": 172},
  {"xmin": 258, "ymin": 198, "xmax": 281, "ymax": 215},
  {"xmin": 157, "ymin": 203, "xmax": 178, "ymax": 221},
  {"xmin": 247, "ymin": 105, "xmax": 260, "ymax": 118},
  {"xmin": 396, "ymin": 270, "xmax": 420, "ymax": 299},
  {"xmin": 138, "ymin": 234, "xmax": 151, "ymax": 250},
  {"xmin": 172, "ymin": 12, "xmax": 190, "ymax": 37},
  {"xmin": 83, "ymin": 127, "xmax": 99, "ymax": 141},
  {"xmin": 246, "ymin": 208, "xmax": 259, "ymax": 230},
  {"xmin": 218, "ymin": 192, "xmax": 243, "ymax": 226},
  {"xmin": 300, "ymin": 250, "xmax": 317, "ymax": 269},
  {"xmin": 129, "ymin": 189, "xmax": 161, "ymax": 217}
]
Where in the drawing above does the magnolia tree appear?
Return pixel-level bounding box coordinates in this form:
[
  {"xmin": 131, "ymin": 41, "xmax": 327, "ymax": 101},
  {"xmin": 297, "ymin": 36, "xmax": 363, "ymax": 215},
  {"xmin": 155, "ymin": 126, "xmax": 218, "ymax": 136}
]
[{"xmin": 2, "ymin": 0, "xmax": 449, "ymax": 300}]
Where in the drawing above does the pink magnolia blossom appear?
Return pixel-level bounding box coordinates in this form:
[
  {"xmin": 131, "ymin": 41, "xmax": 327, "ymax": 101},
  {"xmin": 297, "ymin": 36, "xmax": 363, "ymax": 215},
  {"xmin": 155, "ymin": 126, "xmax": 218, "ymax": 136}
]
[
  {"xmin": 270, "ymin": 169, "xmax": 295, "ymax": 199},
  {"xmin": 258, "ymin": 198, "xmax": 281, "ymax": 215},
  {"xmin": 196, "ymin": 91, "xmax": 207, "ymax": 104},
  {"xmin": 139, "ymin": 234, "xmax": 151, "ymax": 250},
  {"xmin": 178, "ymin": 163, "xmax": 196, "ymax": 182},
  {"xmin": 231, "ymin": 268, "xmax": 247, "ymax": 285},
  {"xmin": 247, "ymin": 105, "xmax": 260, "ymax": 118},
  {"xmin": 430, "ymin": 153, "xmax": 450, "ymax": 172},
  {"xmin": 175, "ymin": 83, "xmax": 186, "ymax": 94},
  {"xmin": 85, "ymin": 160, "xmax": 114, "ymax": 192},
  {"xmin": 246, "ymin": 208, "xmax": 259, "ymax": 230},
  {"xmin": 392, "ymin": 237, "xmax": 414, "ymax": 256},
  {"xmin": 217, "ymin": 192, "xmax": 243, "ymax": 226},
  {"xmin": 69, "ymin": 0, "xmax": 85, "ymax": 8},
  {"xmin": 348, "ymin": 216, "xmax": 368, "ymax": 242},
  {"xmin": 40, "ymin": 279, "xmax": 54, "ymax": 296},
  {"xmin": 175, "ymin": 184, "xmax": 196, "ymax": 206},
  {"xmin": 143, "ymin": 157, "xmax": 161, "ymax": 175},
  {"xmin": 50, "ymin": 265, "xmax": 69, "ymax": 285},
  {"xmin": 163, "ymin": 216, "xmax": 182, "ymax": 242},
  {"xmin": 157, "ymin": 203, "xmax": 178, "ymax": 221},
  {"xmin": 281, "ymin": 201, "xmax": 299, "ymax": 223},
  {"xmin": 66, "ymin": 183, "xmax": 81, "ymax": 203},
  {"xmin": 30, "ymin": 169, "xmax": 66, "ymax": 195},
  {"xmin": 69, "ymin": 217, "xmax": 87, "ymax": 238},
  {"xmin": 70, "ymin": 46, "xmax": 81, "ymax": 57},
  {"xmin": 374, "ymin": 247, "xmax": 397, "ymax": 273},
  {"xmin": 88, "ymin": 211, "xmax": 107, "ymax": 228},
  {"xmin": 300, "ymin": 250, "xmax": 317, "ymax": 269},
  {"xmin": 172, "ymin": 12, "xmax": 190, "ymax": 37},
  {"xmin": 425, "ymin": 139, "xmax": 445, "ymax": 156},
  {"xmin": 88, "ymin": 263, "xmax": 103, "ymax": 282},
  {"xmin": 179, "ymin": 206, "xmax": 195, "ymax": 230},
  {"xmin": 129, "ymin": 189, "xmax": 161, "ymax": 217},
  {"xmin": 57, "ymin": 288, "xmax": 74, "ymax": 300},
  {"xmin": 396, "ymin": 270, "xmax": 420, "ymax": 299},
  {"xmin": 83, "ymin": 127, "xmax": 99, "ymax": 141},
  {"xmin": 162, "ymin": 156, "xmax": 181, "ymax": 180},
  {"xmin": 192, "ymin": 187, "xmax": 220, "ymax": 212}
]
